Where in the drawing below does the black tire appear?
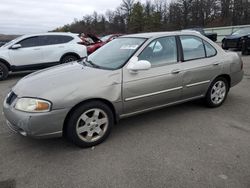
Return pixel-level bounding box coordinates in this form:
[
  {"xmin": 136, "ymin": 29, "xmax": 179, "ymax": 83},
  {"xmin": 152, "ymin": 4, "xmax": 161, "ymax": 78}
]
[
  {"xmin": 0, "ymin": 62, "xmax": 9, "ymax": 81},
  {"xmin": 205, "ymin": 77, "xmax": 229, "ymax": 108},
  {"xmin": 65, "ymin": 101, "xmax": 114, "ymax": 148},
  {"xmin": 60, "ymin": 55, "xmax": 78, "ymax": 64}
]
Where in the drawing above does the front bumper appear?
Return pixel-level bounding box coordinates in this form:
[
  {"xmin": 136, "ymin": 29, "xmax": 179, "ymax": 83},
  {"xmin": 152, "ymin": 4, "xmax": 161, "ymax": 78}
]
[{"xmin": 3, "ymin": 98, "xmax": 69, "ymax": 138}]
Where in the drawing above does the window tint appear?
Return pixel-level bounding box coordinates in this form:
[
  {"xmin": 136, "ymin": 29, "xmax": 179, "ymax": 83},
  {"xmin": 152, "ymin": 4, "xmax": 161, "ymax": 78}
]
[
  {"xmin": 18, "ymin": 37, "xmax": 39, "ymax": 48},
  {"xmin": 204, "ymin": 41, "xmax": 217, "ymax": 57},
  {"xmin": 139, "ymin": 36, "xmax": 177, "ymax": 66},
  {"xmin": 40, "ymin": 35, "xmax": 73, "ymax": 46},
  {"xmin": 180, "ymin": 35, "xmax": 205, "ymax": 61}
]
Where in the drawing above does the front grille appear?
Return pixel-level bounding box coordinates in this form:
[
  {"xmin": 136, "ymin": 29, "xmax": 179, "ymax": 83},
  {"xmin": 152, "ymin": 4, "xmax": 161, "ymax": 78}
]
[{"xmin": 6, "ymin": 92, "xmax": 17, "ymax": 105}]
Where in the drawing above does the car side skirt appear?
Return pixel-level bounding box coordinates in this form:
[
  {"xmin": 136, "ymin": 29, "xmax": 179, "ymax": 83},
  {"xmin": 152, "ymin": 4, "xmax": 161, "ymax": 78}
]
[
  {"xmin": 10, "ymin": 62, "xmax": 60, "ymax": 72},
  {"xmin": 119, "ymin": 95, "xmax": 204, "ymax": 119}
]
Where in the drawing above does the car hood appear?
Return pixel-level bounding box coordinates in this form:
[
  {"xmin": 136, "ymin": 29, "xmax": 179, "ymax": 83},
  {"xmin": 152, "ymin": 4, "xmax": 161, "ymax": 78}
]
[
  {"xmin": 12, "ymin": 62, "xmax": 122, "ymax": 108},
  {"xmin": 224, "ymin": 34, "xmax": 245, "ymax": 39}
]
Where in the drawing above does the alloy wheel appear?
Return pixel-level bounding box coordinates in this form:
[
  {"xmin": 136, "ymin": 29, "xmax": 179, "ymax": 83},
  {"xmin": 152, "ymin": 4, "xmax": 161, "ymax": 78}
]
[
  {"xmin": 76, "ymin": 108, "xmax": 109, "ymax": 143},
  {"xmin": 210, "ymin": 81, "xmax": 226, "ymax": 105}
]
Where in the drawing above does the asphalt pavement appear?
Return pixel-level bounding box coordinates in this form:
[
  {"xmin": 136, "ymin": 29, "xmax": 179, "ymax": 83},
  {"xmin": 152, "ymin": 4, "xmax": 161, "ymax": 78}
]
[{"xmin": 0, "ymin": 55, "xmax": 249, "ymax": 188}]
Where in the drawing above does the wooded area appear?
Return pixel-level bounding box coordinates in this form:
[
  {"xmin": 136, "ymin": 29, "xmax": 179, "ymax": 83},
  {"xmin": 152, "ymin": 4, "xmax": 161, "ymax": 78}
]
[{"xmin": 54, "ymin": 0, "xmax": 250, "ymax": 35}]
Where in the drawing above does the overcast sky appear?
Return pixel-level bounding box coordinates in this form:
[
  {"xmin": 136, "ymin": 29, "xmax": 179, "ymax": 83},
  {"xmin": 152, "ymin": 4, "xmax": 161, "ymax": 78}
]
[{"xmin": 0, "ymin": 0, "xmax": 146, "ymax": 35}]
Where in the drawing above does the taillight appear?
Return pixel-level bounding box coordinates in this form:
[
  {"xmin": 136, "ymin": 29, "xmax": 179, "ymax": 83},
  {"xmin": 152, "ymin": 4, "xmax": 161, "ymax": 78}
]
[
  {"xmin": 241, "ymin": 60, "xmax": 243, "ymax": 70},
  {"xmin": 77, "ymin": 41, "xmax": 85, "ymax": 45}
]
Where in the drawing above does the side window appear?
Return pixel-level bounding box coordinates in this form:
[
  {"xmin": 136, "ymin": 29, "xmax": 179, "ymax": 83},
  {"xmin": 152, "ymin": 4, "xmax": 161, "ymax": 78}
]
[
  {"xmin": 204, "ymin": 40, "xmax": 217, "ymax": 57},
  {"xmin": 180, "ymin": 35, "xmax": 205, "ymax": 61},
  {"xmin": 18, "ymin": 37, "xmax": 40, "ymax": 48},
  {"xmin": 139, "ymin": 36, "xmax": 177, "ymax": 66},
  {"xmin": 149, "ymin": 41, "xmax": 163, "ymax": 53},
  {"xmin": 40, "ymin": 35, "xmax": 73, "ymax": 46}
]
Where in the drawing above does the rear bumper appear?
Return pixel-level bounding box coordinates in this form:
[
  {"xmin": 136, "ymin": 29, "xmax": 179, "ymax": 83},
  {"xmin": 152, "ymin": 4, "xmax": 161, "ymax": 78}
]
[
  {"xmin": 3, "ymin": 98, "xmax": 69, "ymax": 138},
  {"xmin": 223, "ymin": 39, "xmax": 242, "ymax": 49},
  {"xmin": 231, "ymin": 70, "xmax": 244, "ymax": 87}
]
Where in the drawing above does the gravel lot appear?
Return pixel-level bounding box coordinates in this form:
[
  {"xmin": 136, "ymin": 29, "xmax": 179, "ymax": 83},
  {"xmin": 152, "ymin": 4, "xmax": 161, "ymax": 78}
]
[{"xmin": 0, "ymin": 54, "xmax": 250, "ymax": 188}]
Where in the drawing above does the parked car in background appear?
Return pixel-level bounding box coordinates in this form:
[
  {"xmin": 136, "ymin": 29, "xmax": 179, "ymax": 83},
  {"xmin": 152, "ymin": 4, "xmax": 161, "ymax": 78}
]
[
  {"xmin": 86, "ymin": 34, "xmax": 122, "ymax": 54},
  {"xmin": 79, "ymin": 33, "xmax": 101, "ymax": 46},
  {"xmin": 222, "ymin": 27, "xmax": 250, "ymax": 50},
  {"xmin": 242, "ymin": 35, "xmax": 250, "ymax": 55},
  {"xmin": 0, "ymin": 32, "xmax": 87, "ymax": 80},
  {"xmin": 185, "ymin": 27, "xmax": 217, "ymax": 42},
  {"xmin": 3, "ymin": 31, "xmax": 243, "ymax": 148}
]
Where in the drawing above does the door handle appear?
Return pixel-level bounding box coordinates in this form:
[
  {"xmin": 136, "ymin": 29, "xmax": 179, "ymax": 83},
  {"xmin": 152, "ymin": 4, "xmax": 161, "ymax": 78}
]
[
  {"xmin": 33, "ymin": 48, "xmax": 41, "ymax": 50},
  {"xmin": 213, "ymin": 62, "xmax": 221, "ymax": 66},
  {"xmin": 171, "ymin": 69, "xmax": 181, "ymax": 74}
]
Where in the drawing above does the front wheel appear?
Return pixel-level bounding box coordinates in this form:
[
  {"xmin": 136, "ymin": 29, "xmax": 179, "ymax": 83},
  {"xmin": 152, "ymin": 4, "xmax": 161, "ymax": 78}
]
[
  {"xmin": 205, "ymin": 77, "xmax": 229, "ymax": 108},
  {"xmin": 65, "ymin": 102, "xmax": 114, "ymax": 148}
]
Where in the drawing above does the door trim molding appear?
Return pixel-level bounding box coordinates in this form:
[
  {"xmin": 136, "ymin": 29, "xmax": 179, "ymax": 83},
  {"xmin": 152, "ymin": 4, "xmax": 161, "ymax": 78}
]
[
  {"xmin": 121, "ymin": 95, "xmax": 204, "ymax": 118},
  {"xmin": 125, "ymin": 86, "xmax": 183, "ymax": 102},
  {"xmin": 186, "ymin": 80, "xmax": 210, "ymax": 88}
]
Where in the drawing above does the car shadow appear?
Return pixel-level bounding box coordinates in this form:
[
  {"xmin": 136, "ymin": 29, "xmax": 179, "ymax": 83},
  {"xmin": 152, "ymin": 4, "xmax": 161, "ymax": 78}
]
[
  {"xmin": 5, "ymin": 99, "xmax": 206, "ymax": 152},
  {"xmin": 112, "ymin": 99, "xmax": 205, "ymax": 134}
]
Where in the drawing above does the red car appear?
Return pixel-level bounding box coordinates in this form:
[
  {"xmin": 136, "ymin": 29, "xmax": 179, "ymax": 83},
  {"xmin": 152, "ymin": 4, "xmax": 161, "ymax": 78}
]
[{"xmin": 86, "ymin": 34, "xmax": 122, "ymax": 55}]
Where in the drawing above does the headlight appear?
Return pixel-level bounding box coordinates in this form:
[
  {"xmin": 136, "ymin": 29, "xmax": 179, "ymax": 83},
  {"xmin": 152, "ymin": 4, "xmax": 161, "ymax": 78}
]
[{"xmin": 15, "ymin": 98, "xmax": 51, "ymax": 113}]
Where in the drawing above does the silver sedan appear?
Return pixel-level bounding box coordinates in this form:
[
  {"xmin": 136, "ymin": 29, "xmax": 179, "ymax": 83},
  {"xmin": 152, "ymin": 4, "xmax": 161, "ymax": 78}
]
[{"xmin": 3, "ymin": 31, "xmax": 243, "ymax": 147}]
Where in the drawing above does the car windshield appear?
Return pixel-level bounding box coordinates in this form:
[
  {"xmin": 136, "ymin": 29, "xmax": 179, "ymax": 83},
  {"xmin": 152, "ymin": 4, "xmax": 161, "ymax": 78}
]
[
  {"xmin": 232, "ymin": 28, "xmax": 250, "ymax": 35},
  {"xmin": 1, "ymin": 36, "xmax": 22, "ymax": 48},
  {"xmin": 87, "ymin": 37, "xmax": 146, "ymax": 70},
  {"xmin": 101, "ymin": 35, "xmax": 113, "ymax": 42}
]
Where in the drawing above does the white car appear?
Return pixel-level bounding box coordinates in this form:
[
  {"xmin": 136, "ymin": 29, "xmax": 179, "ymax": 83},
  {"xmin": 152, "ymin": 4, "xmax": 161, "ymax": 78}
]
[{"xmin": 0, "ymin": 32, "xmax": 87, "ymax": 80}]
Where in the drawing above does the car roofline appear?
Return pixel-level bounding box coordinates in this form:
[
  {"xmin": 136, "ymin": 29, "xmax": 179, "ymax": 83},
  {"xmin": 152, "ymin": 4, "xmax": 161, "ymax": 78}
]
[
  {"xmin": 120, "ymin": 30, "xmax": 204, "ymax": 39},
  {"xmin": 17, "ymin": 32, "xmax": 79, "ymax": 39}
]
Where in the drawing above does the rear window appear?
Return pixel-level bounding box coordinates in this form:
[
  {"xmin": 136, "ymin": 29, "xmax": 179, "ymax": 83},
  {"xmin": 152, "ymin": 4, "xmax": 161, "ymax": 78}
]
[
  {"xmin": 204, "ymin": 41, "xmax": 217, "ymax": 57},
  {"xmin": 180, "ymin": 35, "xmax": 205, "ymax": 61}
]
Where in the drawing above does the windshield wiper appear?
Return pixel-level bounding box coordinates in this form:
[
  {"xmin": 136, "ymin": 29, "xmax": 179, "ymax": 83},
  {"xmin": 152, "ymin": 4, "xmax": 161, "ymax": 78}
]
[
  {"xmin": 78, "ymin": 57, "xmax": 87, "ymax": 66},
  {"xmin": 81, "ymin": 56, "xmax": 101, "ymax": 68},
  {"xmin": 85, "ymin": 59, "xmax": 101, "ymax": 68}
]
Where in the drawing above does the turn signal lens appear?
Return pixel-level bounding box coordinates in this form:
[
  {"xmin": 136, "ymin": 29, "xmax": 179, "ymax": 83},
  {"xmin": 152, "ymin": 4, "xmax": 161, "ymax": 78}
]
[
  {"xmin": 15, "ymin": 98, "xmax": 51, "ymax": 113},
  {"xmin": 36, "ymin": 101, "xmax": 50, "ymax": 111}
]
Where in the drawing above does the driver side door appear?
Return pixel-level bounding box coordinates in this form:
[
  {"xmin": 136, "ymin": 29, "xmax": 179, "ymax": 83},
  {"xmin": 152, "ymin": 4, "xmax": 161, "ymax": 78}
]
[{"xmin": 122, "ymin": 36, "xmax": 183, "ymax": 115}]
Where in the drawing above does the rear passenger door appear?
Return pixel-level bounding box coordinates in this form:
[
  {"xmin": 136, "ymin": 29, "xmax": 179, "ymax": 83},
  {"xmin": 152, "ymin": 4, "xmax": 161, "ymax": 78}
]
[
  {"xmin": 178, "ymin": 35, "xmax": 222, "ymax": 99},
  {"xmin": 39, "ymin": 35, "xmax": 74, "ymax": 63}
]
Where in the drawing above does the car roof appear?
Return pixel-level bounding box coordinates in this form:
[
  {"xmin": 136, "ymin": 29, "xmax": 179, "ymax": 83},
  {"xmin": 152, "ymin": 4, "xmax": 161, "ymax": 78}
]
[
  {"xmin": 20, "ymin": 32, "xmax": 78, "ymax": 39},
  {"xmin": 121, "ymin": 30, "xmax": 202, "ymax": 39}
]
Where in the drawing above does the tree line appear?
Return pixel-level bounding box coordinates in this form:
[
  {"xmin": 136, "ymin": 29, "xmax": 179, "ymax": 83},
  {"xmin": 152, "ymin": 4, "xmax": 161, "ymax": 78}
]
[{"xmin": 54, "ymin": 0, "xmax": 250, "ymax": 35}]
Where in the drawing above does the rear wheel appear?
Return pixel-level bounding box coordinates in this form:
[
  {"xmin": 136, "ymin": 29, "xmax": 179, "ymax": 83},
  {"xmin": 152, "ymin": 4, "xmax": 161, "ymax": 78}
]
[
  {"xmin": 205, "ymin": 77, "xmax": 229, "ymax": 108},
  {"xmin": 65, "ymin": 101, "xmax": 114, "ymax": 148},
  {"xmin": 60, "ymin": 55, "xmax": 78, "ymax": 64},
  {"xmin": 0, "ymin": 62, "xmax": 9, "ymax": 81}
]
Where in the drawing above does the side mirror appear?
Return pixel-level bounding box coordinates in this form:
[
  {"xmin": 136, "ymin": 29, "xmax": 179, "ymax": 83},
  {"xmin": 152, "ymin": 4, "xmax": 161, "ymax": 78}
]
[
  {"xmin": 127, "ymin": 57, "xmax": 151, "ymax": 72},
  {"xmin": 11, "ymin": 44, "xmax": 22, "ymax": 49}
]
